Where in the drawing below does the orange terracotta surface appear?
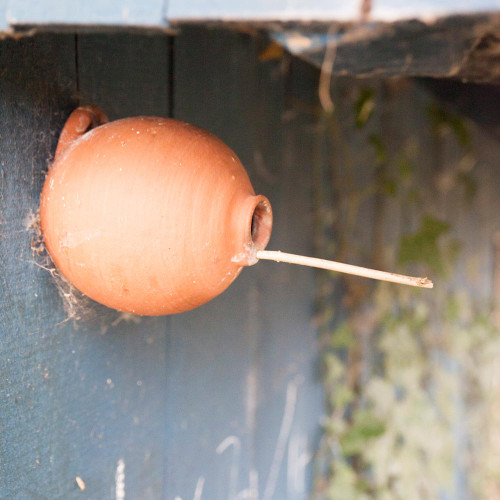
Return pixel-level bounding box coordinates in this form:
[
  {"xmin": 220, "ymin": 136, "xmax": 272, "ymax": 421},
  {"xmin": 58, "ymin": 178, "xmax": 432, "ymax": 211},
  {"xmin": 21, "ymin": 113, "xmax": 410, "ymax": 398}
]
[{"xmin": 40, "ymin": 107, "xmax": 272, "ymax": 315}]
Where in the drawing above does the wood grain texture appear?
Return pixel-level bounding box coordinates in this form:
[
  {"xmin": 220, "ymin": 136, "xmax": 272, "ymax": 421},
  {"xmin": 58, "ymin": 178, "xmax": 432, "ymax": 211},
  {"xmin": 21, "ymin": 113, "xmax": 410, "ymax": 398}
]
[
  {"xmin": 2, "ymin": 0, "xmax": 500, "ymax": 31},
  {"xmin": 167, "ymin": 0, "xmax": 499, "ymax": 23},
  {"xmin": 4, "ymin": 24, "xmax": 500, "ymax": 500},
  {"xmin": 167, "ymin": 0, "xmax": 358, "ymax": 22},
  {"xmin": 6, "ymin": 0, "xmax": 167, "ymax": 30},
  {"xmin": 320, "ymin": 75, "xmax": 500, "ymax": 499},
  {"xmin": 251, "ymin": 54, "xmax": 323, "ymax": 500},
  {"xmin": 0, "ymin": 28, "xmax": 323, "ymax": 500},
  {"xmin": 165, "ymin": 28, "xmax": 262, "ymax": 499},
  {"xmin": 166, "ymin": 27, "xmax": 322, "ymax": 500},
  {"xmin": 271, "ymin": 14, "xmax": 500, "ymax": 84},
  {"xmin": 77, "ymin": 34, "xmax": 171, "ymax": 119},
  {"xmin": 0, "ymin": 33, "xmax": 170, "ymax": 499}
]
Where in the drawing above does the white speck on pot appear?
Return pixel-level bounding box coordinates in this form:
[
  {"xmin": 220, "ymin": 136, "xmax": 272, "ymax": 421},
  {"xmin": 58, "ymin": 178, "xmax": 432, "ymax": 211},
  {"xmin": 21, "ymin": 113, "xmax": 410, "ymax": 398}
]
[{"xmin": 76, "ymin": 476, "xmax": 85, "ymax": 491}]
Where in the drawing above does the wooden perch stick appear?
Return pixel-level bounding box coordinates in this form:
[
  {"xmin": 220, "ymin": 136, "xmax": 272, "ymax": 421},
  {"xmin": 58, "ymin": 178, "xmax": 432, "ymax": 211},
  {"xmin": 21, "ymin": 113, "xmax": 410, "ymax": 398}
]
[{"xmin": 256, "ymin": 250, "xmax": 433, "ymax": 289}]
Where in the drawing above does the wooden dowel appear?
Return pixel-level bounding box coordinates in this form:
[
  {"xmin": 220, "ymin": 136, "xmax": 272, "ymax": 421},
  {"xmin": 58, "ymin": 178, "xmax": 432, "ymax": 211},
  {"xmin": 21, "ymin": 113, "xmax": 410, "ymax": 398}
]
[{"xmin": 256, "ymin": 250, "xmax": 433, "ymax": 289}]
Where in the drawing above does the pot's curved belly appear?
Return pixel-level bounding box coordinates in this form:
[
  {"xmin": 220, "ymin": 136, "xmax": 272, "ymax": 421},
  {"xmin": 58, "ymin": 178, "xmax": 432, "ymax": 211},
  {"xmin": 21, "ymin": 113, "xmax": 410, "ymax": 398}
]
[{"xmin": 40, "ymin": 116, "xmax": 271, "ymax": 315}]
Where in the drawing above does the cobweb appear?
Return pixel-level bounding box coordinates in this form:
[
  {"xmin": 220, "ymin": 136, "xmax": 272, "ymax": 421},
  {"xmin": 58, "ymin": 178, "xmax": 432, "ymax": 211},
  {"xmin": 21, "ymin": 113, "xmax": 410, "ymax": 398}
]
[{"xmin": 24, "ymin": 208, "xmax": 97, "ymax": 327}]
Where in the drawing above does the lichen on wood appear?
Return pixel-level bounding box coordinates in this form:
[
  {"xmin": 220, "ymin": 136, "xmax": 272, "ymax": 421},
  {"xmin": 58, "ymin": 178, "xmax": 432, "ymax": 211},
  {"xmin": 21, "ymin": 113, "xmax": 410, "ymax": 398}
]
[{"xmin": 311, "ymin": 77, "xmax": 500, "ymax": 499}]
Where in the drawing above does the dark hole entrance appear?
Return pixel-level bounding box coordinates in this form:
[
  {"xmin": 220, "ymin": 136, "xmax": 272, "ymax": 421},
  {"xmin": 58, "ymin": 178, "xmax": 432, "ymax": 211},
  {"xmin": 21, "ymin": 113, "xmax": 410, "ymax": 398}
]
[
  {"xmin": 251, "ymin": 211, "xmax": 259, "ymax": 239},
  {"xmin": 249, "ymin": 199, "xmax": 272, "ymax": 251}
]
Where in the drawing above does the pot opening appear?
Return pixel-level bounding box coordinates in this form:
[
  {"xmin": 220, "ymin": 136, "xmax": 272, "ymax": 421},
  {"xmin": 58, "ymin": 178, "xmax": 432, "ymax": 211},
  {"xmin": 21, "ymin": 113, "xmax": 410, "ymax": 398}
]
[{"xmin": 249, "ymin": 198, "xmax": 272, "ymax": 252}]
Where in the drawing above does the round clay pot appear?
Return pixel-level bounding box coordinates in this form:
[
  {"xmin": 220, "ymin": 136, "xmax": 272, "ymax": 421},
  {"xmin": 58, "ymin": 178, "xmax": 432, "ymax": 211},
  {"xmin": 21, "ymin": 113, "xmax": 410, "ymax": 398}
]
[{"xmin": 40, "ymin": 106, "xmax": 273, "ymax": 315}]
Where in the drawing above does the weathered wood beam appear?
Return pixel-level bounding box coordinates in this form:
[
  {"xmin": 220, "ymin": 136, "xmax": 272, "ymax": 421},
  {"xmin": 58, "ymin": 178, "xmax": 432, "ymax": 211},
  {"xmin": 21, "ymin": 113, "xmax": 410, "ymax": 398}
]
[{"xmin": 270, "ymin": 14, "xmax": 500, "ymax": 83}]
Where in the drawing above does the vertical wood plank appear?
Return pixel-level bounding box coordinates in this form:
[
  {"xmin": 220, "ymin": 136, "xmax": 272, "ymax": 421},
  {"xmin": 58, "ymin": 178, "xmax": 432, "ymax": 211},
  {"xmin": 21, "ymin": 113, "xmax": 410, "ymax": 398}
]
[
  {"xmin": 77, "ymin": 34, "xmax": 171, "ymax": 119},
  {"xmin": 251, "ymin": 54, "xmax": 323, "ymax": 500},
  {"xmin": 75, "ymin": 33, "xmax": 172, "ymax": 500},
  {"xmin": 0, "ymin": 34, "xmax": 85, "ymax": 500},
  {"xmin": 166, "ymin": 27, "xmax": 261, "ymax": 500},
  {"xmin": 0, "ymin": 33, "xmax": 171, "ymax": 500},
  {"xmin": 315, "ymin": 76, "xmax": 500, "ymax": 499},
  {"xmin": 167, "ymin": 26, "xmax": 322, "ymax": 500}
]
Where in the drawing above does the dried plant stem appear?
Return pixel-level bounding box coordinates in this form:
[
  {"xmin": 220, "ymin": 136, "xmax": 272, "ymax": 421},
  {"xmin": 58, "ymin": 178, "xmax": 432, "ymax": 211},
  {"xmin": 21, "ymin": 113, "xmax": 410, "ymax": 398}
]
[
  {"xmin": 256, "ymin": 250, "xmax": 433, "ymax": 289},
  {"xmin": 318, "ymin": 26, "xmax": 338, "ymax": 114}
]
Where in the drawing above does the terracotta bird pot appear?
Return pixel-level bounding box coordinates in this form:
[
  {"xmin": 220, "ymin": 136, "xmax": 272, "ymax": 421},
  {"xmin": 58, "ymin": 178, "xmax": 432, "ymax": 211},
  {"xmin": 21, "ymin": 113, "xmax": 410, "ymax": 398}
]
[{"xmin": 40, "ymin": 106, "xmax": 273, "ymax": 315}]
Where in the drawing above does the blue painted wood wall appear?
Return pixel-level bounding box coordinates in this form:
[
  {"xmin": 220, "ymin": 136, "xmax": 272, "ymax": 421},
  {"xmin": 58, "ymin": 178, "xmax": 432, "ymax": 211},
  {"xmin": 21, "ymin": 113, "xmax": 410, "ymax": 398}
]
[{"xmin": 0, "ymin": 28, "xmax": 323, "ymax": 499}]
